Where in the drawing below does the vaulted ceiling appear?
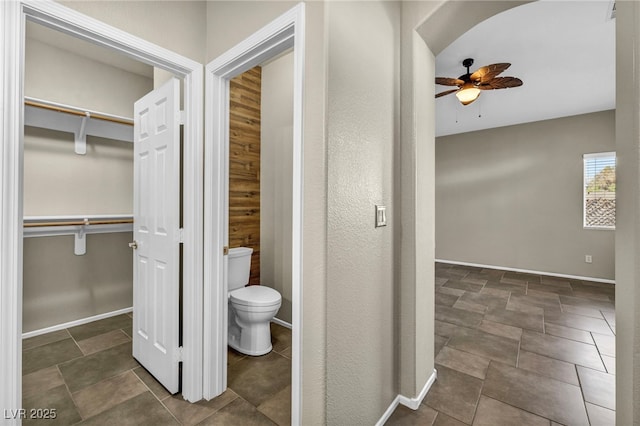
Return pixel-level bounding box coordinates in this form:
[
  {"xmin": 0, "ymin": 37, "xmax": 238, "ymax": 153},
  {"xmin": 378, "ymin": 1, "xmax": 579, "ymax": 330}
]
[{"xmin": 435, "ymin": 1, "xmax": 615, "ymax": 137}]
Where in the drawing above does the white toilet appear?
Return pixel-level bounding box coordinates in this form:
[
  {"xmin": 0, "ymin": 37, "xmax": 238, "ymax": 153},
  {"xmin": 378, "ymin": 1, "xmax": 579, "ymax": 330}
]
[{"xmin": 227, "ymin": 247, "xmax": 282, "ymax": 356}]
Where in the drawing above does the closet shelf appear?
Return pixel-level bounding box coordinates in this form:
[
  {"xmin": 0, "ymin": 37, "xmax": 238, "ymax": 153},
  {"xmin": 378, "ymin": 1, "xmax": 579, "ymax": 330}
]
[
  {"xmin": 24, "ymin": 214, "xmax": 133, "ymax": 256},
  {"xmin": 24, "ymin": 96, "xmax": 134, "ymax": 155}
]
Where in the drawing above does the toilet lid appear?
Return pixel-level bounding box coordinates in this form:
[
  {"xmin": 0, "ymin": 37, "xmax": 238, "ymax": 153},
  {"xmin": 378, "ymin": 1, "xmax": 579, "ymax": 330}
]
[{"xmin": 230, "ymin": 285, "xmax": 281, "ymax": 307}]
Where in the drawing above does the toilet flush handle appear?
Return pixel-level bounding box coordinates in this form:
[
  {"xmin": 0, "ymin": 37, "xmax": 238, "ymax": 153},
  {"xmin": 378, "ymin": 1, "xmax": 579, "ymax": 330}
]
[{"xmin": 128, "ymin": 241, "xmax": 138, "ymax": 250}]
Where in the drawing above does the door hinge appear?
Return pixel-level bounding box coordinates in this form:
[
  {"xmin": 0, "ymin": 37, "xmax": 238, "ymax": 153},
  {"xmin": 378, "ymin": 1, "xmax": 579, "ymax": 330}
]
[
  {"xmin": 178, "ymin": 228, "xmax": 184, "ymax": 244},
  {"xmin": 179, "ymin": 110, "xmax": 185, "ymax": 125},
  {"xmin": 176, "ymin": 346, "xmax": 184, "ymax": 362}
]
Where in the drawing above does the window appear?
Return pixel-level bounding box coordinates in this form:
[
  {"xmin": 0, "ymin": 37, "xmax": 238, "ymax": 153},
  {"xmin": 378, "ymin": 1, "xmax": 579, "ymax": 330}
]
[{"xmin": 583, "ymin": 152, "xmax": 616, "ymax": 229}]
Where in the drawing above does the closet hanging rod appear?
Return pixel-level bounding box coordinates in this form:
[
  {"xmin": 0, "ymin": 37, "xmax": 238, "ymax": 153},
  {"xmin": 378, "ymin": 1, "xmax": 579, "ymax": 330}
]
[
  {"xmin": 24, "ymin": 97, "xmax": 133, "ymax": 126},
  {"xmin": 24, "ymin": 219, "xmax": 133, "ymax": 228}
]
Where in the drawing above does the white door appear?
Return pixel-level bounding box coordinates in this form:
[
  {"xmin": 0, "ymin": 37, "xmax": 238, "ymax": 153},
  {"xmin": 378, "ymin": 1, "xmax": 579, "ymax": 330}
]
[{"xmin": 132, "ymin": 77, "xmax": 181, "ymax": 393}]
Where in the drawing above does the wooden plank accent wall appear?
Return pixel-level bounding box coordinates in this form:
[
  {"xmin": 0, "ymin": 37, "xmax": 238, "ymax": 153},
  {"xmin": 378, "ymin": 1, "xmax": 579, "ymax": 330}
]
[{"xmin": 229, "ymin": 66, "xmax": 261, "ymax": 285}]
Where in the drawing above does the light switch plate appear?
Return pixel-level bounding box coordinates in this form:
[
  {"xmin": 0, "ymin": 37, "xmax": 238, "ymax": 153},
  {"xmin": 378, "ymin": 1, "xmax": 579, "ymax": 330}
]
[{"xmin": 375, "ymin": 205, "xmax": 387, "ymax": 228}]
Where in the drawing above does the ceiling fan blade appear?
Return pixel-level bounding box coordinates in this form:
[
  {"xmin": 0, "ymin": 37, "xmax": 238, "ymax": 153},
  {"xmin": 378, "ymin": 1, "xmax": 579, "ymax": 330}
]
[
  {"xmin": 477, "ymin": 77, "xmax": 523, "ymax": 90},
  {"xmin": 470, "ymin": 63, "xmax": 511, "ymax": 83},
  {"xmin": 436, "ymin": 77, "xmax": 464, "ymax": 87},
  {"xmin": 435, "ymin": 89, "xmax": 458, "ymax": 98}
]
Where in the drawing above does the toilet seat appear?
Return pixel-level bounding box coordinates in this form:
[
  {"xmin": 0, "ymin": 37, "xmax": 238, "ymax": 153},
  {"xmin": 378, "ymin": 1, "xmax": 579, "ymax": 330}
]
[{"xmin": 229, "ymin": 285, "xmax": 281, "ymax": 308}]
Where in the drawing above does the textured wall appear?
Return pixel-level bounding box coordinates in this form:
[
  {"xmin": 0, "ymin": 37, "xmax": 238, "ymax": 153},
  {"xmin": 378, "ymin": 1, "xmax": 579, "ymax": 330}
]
[
  {"xmin": 326, "ymin": 2, "xmax": 399, "ymax": 423},
  {"xmin": 261, "ymin": 52, "xmax": 294, "ymax": 323},
  {"xmin": 614, "ymin": 2, "xmax": 639, "ymax": 423},
  {"xmin": 229, "ymin": 66, "xmax": 262, "ymax": 285},
  {"xmin": 436, "ymin": 111, "xmax": 615, "ymax": 280}
]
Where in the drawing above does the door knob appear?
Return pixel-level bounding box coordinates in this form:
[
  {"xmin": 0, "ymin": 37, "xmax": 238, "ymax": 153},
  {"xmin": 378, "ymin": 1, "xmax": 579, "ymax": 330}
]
[{"xmin": 128, "ymin": 241, "xmax": 138, "ymax": 250}]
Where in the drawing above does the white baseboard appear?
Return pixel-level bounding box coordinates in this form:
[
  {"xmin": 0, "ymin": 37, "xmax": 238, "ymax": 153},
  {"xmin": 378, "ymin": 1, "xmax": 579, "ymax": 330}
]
[
  {"xmin": 436, "ymin": 259, "xmax": 615, "ymax": 285},
  {"xmin": 271, "ymin": 317, "xmax": 292, "ymax": 329},
  {"xmin": 22, "ymin": 307, "xmax": 133, "ymax": 339},
  {"xmin": 376, "ymin": 369, "xmax": 438, "ymax": 426}
]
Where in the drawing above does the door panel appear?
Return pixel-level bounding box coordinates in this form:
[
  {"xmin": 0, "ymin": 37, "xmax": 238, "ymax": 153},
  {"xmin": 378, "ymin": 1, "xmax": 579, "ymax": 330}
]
[{"xmin": 132, "ymin": 77, "xmax": 181, "ymax": 394}]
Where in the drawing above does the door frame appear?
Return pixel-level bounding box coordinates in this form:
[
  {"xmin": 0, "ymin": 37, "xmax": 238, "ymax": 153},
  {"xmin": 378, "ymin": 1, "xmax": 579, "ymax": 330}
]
[
  {"xmin": 0, "ymin": 0, "xmax": 204, "ymax": 414},
  {"xmin": 204, "ymin": 3, "xmax": 304, "ymax": 424}
]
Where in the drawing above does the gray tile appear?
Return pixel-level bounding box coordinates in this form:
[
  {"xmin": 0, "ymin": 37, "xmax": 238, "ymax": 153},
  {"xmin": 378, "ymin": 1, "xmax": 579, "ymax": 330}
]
[
  {"xmin": 601, "ymin": 310, "xmax": 616, "ymax": 327},
  {"xmin": 22, "ymin": 329, "xmax": 71, "ymax": 351},
  {"xmin": 460, "ymin": 276, "xmax": 488, "ymax": 286},
  {"xmin": 577, "ymin": 366, "xmax": 615, "ymax": 410},
  {"xmin": 517, "ymin": 350, "xmax": 579, "ymax": 386},
  {"xmin": 76, "ymin": 329, "xmax": 131, "ymax": 356},
  {"xmin": 59, "ymin": 342, "xmax": 139, "ymax": 392},
  {"xmin": 482, "ymin": 362, "xmax": 588, "ymax": 425},
  {"xmin": 545, "ymin": 311, "xmax": 613, "ymax": 336},
  {"xmin": 484, "ymin": 280, "xmax": 527, "ymax": 295},
  {"xmin": 22, "ymin": 338, "xmax": 83, "ymax": 375},
  {"xmin": 424, "ymin": 365, "xmax": 483, "ymax": 424},
  {"xmin": 23, "ymin": 385, "xmax": 81, "ymax": 426},
  {"xmin": 435, "ymin": 305, "xmax": 484, "ymax": 328},
  {"xmin": 438, "ymin": 286, "xmax": 465, "ymax": 297},
  {"xmin": 459, "ymin": 291, "xmax": 508, "ymax": 310},
  {"xmin": 559, "ymin": 295, "xmax": 614, "ymax": 312},
  {"xmin": 472, "ymin": 395, "xmax": 550, "ymax": 426},
  {"xmin": 435, "ymin": 335, "xmax": 448, "ymax": 358},
  {"xmin": 433, "ymin": 412, "xmax": 468, "ymax": 426},
  {"xmin": 73, "ymin": 370, "xmax": 147, "ymax": 419},
  {"xmin": 257, "ymin": 385, "xmax": 291, "ymax": 426},
  {"xmin": 561, "ymin": 304, "xmax": 604, "ymax": 319},
  {"xmin": 540, "ymin": 276, "xmax": 571, "ymax": 288},
  {"xmin": 386, "ymin": 404, "xmax": 437, "ymax": 426},
  {"xmin": 485, "ymin": 308, "xmax": 544, "ymax": 332},
  {"xmin": 77, "ymin": 391, "xmax": 178, "ymax": 425},
  {"xmin": 452, "ymin": 299, "xmax": 487, "ymax": 314},
  {"xmin": 476, "ymin": 320, "xmax": 522, "ymax": 341},
  {"xmin": 227, "ymin": 351, "xmax": 291, "ymax": 407},
  {"xmin": 270, "ymin": 323, "xmax": 292, "ymax": 354},
  {"xmin": 514, "ymin": 291, "xmax": 562, "ymax": 310},
  {"xmin": 434, "ymin": 320, "xmax": 460, "ymax": 338},
  {"xmin": 133, "ymin": 366, "xmax": 171, "ymax": 400},
  {"xmin": 196, "ymin": 397, "xmax": 276, "ymax": 426},
  {"xmin": 544, "ymin": 322, "xmax": 594, "ymax": 345},
  {"xmin": 592, "ymin": 333, "xmax": 615, "ymax": 357},
  {"xmin": 442, "ymin": 280, "xmax": 484, "ymax": 293},
  {"xmin": 447, "ymin": 327, "xmax": 519, "ymax": 366},
  {"xmin": 527, "ymin": 282, "xmax": 574, "ymax": 296},
  {"xmin": 435, "ymin": 346, "xmax": 490, "ymax": 379},
  {"xmin": 586, "ymin": 402, "xmax": 615, "ymax": 426},
  {"xmin": 602, "ymin": 355, "xmax": 616, "ymax": 374},
  {"xmin": 506, "ymin": 298, "xmax": 545, "ymax": 316},
  {"xmin": 22, "ymin": 366, "xmax": 64, "ymax": 399},
  {"xmin": 436, "ymin": 292, "xmax": 460, "ymax": 307},
  {"xmin": 67, "ymin": 314, "xmax": 132, "ymax": 341},
  {"xmin": 521, "ymin": 330, "xmax": 605, "ymax": 371}
]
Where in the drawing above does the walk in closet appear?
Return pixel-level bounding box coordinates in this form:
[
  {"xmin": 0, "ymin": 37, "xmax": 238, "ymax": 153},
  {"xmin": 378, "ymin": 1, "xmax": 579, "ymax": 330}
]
[{"xmin": 22, "ymin": 22, "xmax": 153, "ymax": 335}]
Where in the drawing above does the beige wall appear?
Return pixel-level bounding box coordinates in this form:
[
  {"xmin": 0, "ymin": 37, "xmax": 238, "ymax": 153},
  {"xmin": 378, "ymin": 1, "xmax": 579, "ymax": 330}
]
[
  {"xmin": 436, "ymin": 111, "xmax": 616, "ymax": 281},
  {"xmin": 261, "ymin": 52, "xmax": 294, "ymax": 324},
  {"xmin": 615, "ymin": 1, "xmax": 639, "ymax": 423},
  {"xmin": 23, "ymin": 28, "xmax": 154, "ymax": 332},
  {"xmin": 326, "ymin": 2, "xmax": 399, "ymax": 423}
]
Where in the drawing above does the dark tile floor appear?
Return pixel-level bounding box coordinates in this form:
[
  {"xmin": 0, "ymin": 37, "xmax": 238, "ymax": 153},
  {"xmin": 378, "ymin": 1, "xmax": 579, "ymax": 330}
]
[
  {"xmin": 388, "ymin": 263, "xmax": 616, "ymax": 426},
  {"xmin": 22, "ymin": 314, "xmax": 292, "ymax": 425}
]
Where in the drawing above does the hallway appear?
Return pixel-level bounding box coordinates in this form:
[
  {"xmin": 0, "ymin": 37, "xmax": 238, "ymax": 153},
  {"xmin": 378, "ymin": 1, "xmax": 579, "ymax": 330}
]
[{"xmin": 388, "ymin": 263, "xmax": 616, "ymax": 425}]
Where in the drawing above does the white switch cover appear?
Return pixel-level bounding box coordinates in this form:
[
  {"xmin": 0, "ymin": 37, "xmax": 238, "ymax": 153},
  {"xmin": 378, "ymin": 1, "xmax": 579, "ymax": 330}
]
[{"xmin": 375, "ymin": 205, "xmax": 387, "ymax": 228}]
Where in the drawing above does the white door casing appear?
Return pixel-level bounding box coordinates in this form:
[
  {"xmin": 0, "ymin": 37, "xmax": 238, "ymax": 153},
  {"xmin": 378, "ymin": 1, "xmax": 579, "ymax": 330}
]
[{"xmin": 133, "ymin": 77, "xmax": 181, "ymax": 393}]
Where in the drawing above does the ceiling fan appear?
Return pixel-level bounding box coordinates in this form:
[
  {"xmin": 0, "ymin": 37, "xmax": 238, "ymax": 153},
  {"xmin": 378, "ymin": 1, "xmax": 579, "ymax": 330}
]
[{"xmin": 436, "ymin": 58, "xmax": 523, "ymax": 106}]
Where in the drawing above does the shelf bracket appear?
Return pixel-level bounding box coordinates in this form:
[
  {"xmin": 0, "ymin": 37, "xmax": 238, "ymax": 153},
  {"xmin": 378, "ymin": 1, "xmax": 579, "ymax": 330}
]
[
  {"xmin": 74, "ymin": 112, "xmax": 90, "ymax": 155},
  {"xmin": 74, "ymin": 229, "xmax": 86, "ymax": 255}
]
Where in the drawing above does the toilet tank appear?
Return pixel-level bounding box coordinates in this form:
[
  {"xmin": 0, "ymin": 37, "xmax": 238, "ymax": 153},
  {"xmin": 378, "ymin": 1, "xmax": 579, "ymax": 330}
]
[{"xmin": 227, "ymin": 247, "xmax": 253, "ymax": 291}]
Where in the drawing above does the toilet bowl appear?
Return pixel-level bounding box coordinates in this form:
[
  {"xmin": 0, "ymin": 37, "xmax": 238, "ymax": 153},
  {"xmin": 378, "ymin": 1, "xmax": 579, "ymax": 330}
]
[{"xmin": 227, "ymin": 247, "xmax": 281, "ymax": 356}]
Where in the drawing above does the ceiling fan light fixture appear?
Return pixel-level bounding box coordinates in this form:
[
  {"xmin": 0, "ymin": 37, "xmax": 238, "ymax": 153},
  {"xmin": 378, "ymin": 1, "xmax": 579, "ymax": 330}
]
[{"xmin": 455, "ymin": 83, "xmax": 481, "ymax": 105}]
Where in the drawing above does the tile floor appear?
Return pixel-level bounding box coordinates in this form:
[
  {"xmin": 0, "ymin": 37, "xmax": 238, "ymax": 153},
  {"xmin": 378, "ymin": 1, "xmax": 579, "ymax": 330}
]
[
  {"xmin": 387, "ymin": 263, "xmax": 616, "ymax": 426},
  {"xmin": 22, "ymin": 314, "xmax": 292, "ymax": 425}
]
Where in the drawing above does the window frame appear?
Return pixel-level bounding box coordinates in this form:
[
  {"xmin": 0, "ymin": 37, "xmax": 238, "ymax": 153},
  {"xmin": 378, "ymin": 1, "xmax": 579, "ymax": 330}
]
[{"xmin": 583, "ymin": 151, "xmax": 616, "ymax": 230}]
